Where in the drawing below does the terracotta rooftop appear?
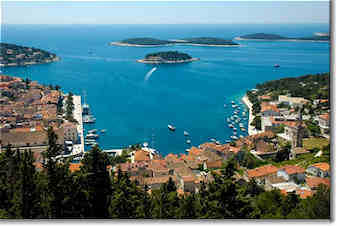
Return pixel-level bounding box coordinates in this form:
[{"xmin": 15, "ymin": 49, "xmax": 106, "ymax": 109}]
[
  {"xmin": 182, "ymin": 175, "xmax": 196, "ymax": 183},
  {"xmin": 188, "ymin": 146, "xmax": 203, "ymax": 156},
  {"xmin": 206, "ymin": 160, "xmax": 223, "ymax": 169},
  {"xmin": 296, "ymin": 189, "xmax": 313, "ymax": 199},
  {"xmin": 69, "ymin": 163, "xmax": 82, "ymax": 173},
  {"xmin": 247, "ymin": 165, "xmax": 278, "ymax": 178},
  {"xmin": 261, "ymin": 102, "xmax": 280, "ymax": 113},
  {"xmin": 319, "ymin": 113, "xmax": 329, "ymax": 121},
  {"xmin": 144, "ymin": 176, "xmax": 176, "ymax": 185},
  {"xmin": 306, "ymin": 176, "xmax": 330, "ymax": 189},
  {"xmin": 134, "ymin": 149, "xmax": 150, "ymax": 162},
  {"xmin": 310, "ymin": 162, "xmax": 330, "ymax": 172},
  {"xmin": 279, "ymin": 165, "xmax": 305, "ymax": 175}
]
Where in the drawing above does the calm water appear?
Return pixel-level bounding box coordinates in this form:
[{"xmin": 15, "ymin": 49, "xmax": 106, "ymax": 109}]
[{"xmin": 1, "ymin": 24, "xmax": 330, "ymax": 156}]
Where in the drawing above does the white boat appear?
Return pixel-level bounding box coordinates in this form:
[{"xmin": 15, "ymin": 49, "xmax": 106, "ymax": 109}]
[
  {"xmin": 230, "ymin": 135, "xmax": 238, "ymax": 140},
  {"xmin": 210, "ymin": 138, "xmax": 216, "ymax": 142},
  {"xmin": 229, "ymin": 124, "xmax": 234, "ymax": 128},
  {"xmin": 88, "ymin": 129, "xmax": 97, "ymax": 134},
  {"xmin": 168, "ymin": 124, "xmax": 176, "ymax": 131},
  {"xmin": 184, "ymin": 131, "xmax": 189, "ymax": 136},
  {"xmin": 224, "ymin": 104, "xmax": 226, "ymax": 108},
  {"xmin": 186, "ymin": 139, "xmax": 191, "ymax": 144},
  {"xmin": 233, "ymin": 128, "xmax": 237, "ymax": 131},
  {"xmin": 241, "ymin": 127, "xmax": 246, "ymax": 132},
  {"xmin": 86, "ymin": 133, "xmax": 99, "ymax": 139},
  {"xmin": 101, "ymin": 129, "xmax": 106, "ymax": 133},
  {"xmin": 215, "ymin": 141, "xmax": 220, "ymax": 145},
  {"xmin": 231, "ymin": 101, "xmax": 235, "ymax": 104},
  {"xmin": 240, "ymin": 135, "xmax": 244, "ymax": 138}
]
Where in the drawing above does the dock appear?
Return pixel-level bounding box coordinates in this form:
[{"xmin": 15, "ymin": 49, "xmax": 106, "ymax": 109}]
[{"xmin": 71, "ymin": 95, "xmax": 85, "ymax": 157}]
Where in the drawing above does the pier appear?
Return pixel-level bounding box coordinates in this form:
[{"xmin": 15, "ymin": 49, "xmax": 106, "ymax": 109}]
[{"xmin": 72, "ymin": 95, "xmax": 85, "ymax": 157}]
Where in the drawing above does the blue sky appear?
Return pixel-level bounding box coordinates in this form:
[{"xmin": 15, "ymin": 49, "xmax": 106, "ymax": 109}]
[{"xmin": 2, "ymin": 1, "xmax": 330, "ymax": 24}]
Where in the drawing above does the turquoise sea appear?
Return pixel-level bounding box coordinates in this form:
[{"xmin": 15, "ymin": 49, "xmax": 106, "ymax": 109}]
[{"xmin": 1, "ymin": 24, "xmax": 330, "ymax": 156}]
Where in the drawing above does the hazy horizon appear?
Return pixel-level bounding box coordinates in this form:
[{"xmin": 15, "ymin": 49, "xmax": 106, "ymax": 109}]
[{"xmin": 2, "ymin": 1, "xmax": 330, "ymax": 25}]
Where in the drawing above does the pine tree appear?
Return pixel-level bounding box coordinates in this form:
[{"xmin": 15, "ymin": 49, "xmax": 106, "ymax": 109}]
[{"xmin": 81, "ymin": 145, "xmax": 111, "ymax": 218}]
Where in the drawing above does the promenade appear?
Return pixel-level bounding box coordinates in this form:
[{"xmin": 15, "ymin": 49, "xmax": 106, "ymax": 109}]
[
  {"xmin": 242, "ymin": 95, "xmax": 259, "ymax": 136},
  {"xmin": 72, "ymin": 95, "xmax": 84, "ymax": 156}
]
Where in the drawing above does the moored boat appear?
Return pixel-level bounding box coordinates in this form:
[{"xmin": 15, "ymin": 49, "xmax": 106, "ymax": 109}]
[{"xmin": 168, "ymin": 124, "xmax": 176, "ymax": 131}]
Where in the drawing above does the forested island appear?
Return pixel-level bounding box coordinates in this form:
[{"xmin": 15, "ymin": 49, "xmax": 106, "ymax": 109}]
[
  {"xmin": 0, "ymin": 43, "xmax": 59, "ymax": 67},
  {"xmin": 110, "ymin": 38, "xmax": 174, "ymax": 47},
  {"xmin": 110, "ymin": 37, "xmax": 239, "ymax": 47},
  {"xmin": 137, "ymin": 51, "xmax": 199, "ymax": 64},
  {"xmin": 235, "ymin": 33, "xmax": 330, "ymax": 42}
]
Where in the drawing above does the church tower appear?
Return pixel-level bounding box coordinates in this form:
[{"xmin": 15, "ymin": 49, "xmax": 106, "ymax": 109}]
[{"xmin": 289, "ymin": 108, "xmax": 304, "ymax": 159}]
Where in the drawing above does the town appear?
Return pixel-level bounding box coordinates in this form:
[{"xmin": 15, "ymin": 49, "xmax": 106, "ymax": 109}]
[{"xmin": 0, "ymin": 72, "xmax": 329, "ymax": 200}]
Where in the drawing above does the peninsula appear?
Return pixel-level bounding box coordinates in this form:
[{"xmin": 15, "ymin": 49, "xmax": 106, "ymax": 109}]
[
  {"xmin": 110, "ymin": 37, "xmax": 239, "ymax": 47},
  {"xmin": 137, "ymin": 51, "xmax": 199, "ymax": 64},
  {"xmin": 0, "ymin": 43, "xmax": 59, "ymax": 67},
  {"xmin": 235, "ymin": 33, "xmax": 330, "ymax": 42}
]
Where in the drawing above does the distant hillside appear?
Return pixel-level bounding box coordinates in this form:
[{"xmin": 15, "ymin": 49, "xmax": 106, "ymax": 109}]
[
  {"xmin": 178, "ymin": 37, "xmax": 239, "ymax": 46},
  {"xmin": 0, "ymin": 43, "xmax": 59, "ymax": 67},
  {"xmin": 238, "ymin": 33, "xmax": 288, "ymax": 40},
  {"xmin": 110, "ymin": 37, "xmax": 239, "ymax": 47},
  {"xmin": 119, "ymin": 38, "xmax": 173, "ymax": 45},
  {"xmin": 237, "ymin": 33, "xmax": 330, "ymax": 42}
]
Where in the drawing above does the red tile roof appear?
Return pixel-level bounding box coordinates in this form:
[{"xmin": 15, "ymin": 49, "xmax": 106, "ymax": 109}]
[
  {"xmin": 247, "ymin": 165, "xmax": 278, "ymax": 178},
  {"xmin": 261, "ymin": 102, "xmax": 280, "ymax": 113},
  {"xmin": 311, "ymin": 162, "xmax": 330, "ymax": 172},
  {"xmin": 319, "ymin": 113, "xmax": 329, "ymax": 121},
  {"xmin": 279, "ymin": 165, "xmax": 305, "ymax": 175},
  {"xmin": 296, "ymin": 189, "xmax": 313, "ymax": 199},
  {"xmin": 134, "ymin": 149, "xmax": 150, "ymax": 162},
  {"xmin": 69, "ymin": 163, "xmax": 82, "ymax": 172},
  {"xmin": 306, "ymin": 177, "xmax": 330, "ymax": 189}
]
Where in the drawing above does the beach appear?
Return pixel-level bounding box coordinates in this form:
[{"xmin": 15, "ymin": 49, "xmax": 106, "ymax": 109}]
[{"xmin": 241, "ymin": 94, "xmax": 259, "ymax": 136}]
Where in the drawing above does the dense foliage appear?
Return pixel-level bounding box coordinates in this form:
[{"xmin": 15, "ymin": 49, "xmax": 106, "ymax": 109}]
[
  {"xmin": 0, "ymin": 43, "xmax": 58, "ymax": 66},
  {"xmin": 239, "ymin": 33, "xmax": 330, "ymax": 42},
  {"xmin": 240, "ymin": 33, "xmax": 287, "ymax": 40},
  {"xmin": 255, "ymin": 73, "xmax": 329, "ymax": 101},
  {"xmin": 181, "ymin": 37, "xmax": 239, "ymax": 45},
  {"xmin": 0, "ymin": 129, "xmax": 330, "ymax": 219},
  {"xmin": 120, "ymin": 38, "xmax": 173, "ymax": 45},
  {"xmin": 145, "ymin": 51, "xmax": 192, "ymax": 61}
]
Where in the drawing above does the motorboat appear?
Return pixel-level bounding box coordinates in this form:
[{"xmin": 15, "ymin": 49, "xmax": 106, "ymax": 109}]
[
  {"xmin": 86, "ymin": 133, "xmax": 99, "ymax": 139},
  {"xmin": 88, "ymin": 129, "xmax": 97, "ymax": 134},
  {"xmin": 168, "ymin": 124, "xmax": 176, "ymax": 131},
  {"xmin": 186, "ymin": 139, "xmax": 191, "ymax": 144},
  {"xmin": 184, "ymin": 131, "xmax": 189, "ymax": 136}
]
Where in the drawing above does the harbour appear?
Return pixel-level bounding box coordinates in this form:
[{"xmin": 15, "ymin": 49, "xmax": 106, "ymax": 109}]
[{"xmin": 2, "ymin": 24, "xmax": 330, "ymax": 156}]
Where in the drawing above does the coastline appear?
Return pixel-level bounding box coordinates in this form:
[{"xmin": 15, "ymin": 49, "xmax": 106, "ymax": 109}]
[
  {"xmin": 234, "ymin": 37, "xmax": 329, "ymax": 43},
  {"xmin": 0, "ymin": 56, "xmax": 60, "ymax": 67},
  {"xmin": 109, "ymin": 41, "xmax": 240, "ymax": 47},
  {"xmin": 109, "ymin": 42, "xmax": 174, "ymax": 47},
  {"xmin": 137, "ymin": 57, "xmax": 199, "ymax": 64},
  {"xmin": 241, "ymin": 94, "xmax": 259, "ymax": 136}
]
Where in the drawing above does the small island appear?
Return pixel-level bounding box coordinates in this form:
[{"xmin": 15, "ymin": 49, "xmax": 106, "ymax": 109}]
[
  {"xmin": 235, "ymin": 32, "xmax": 330, "ymax": 42},
  {"xmin": 173, "ymin": 37, "xmax": 239, "ymax": 46},
  {"xmin": 0, "ymin": 43, "xmax": 59, "ymax": 67},
  {"xmin": 110, "ymin": 38, "xmax": 174, "ymax": 47},
  {"xmin": 110, "ymin": 37, "xmax": 239, "ymax": 47},
  {"xmin": 137, "ymin": 51, "xmax": 199, "ymax": 64}
]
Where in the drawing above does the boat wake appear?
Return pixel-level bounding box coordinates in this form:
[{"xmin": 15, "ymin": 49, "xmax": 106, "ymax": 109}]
[{"xmin": 144, "ymin": 67, "xmax": 157, "ymax": 81}]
